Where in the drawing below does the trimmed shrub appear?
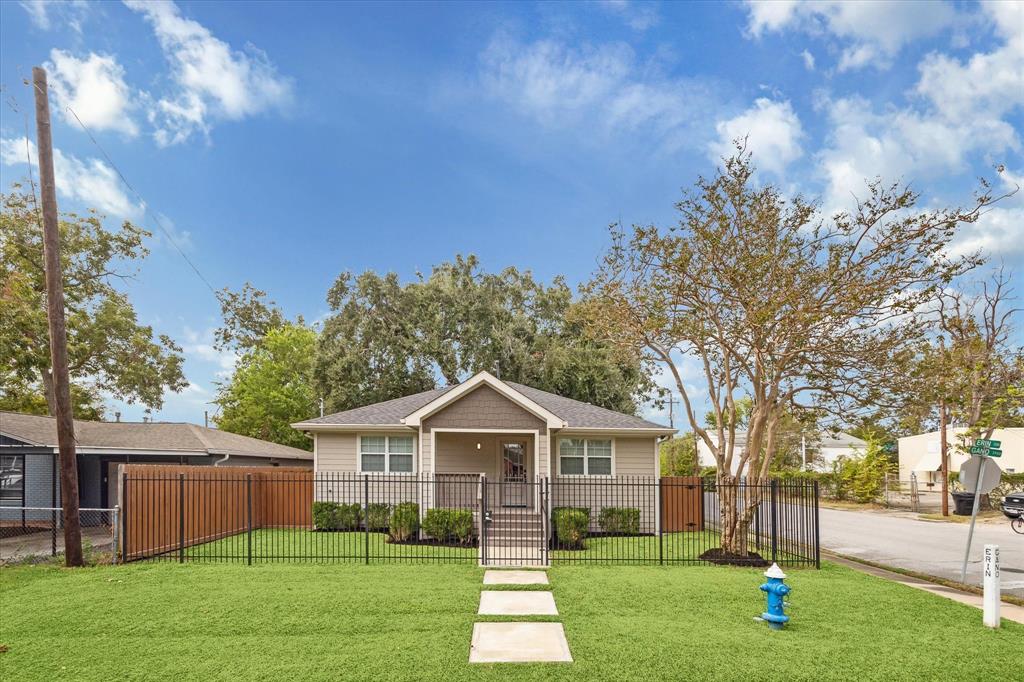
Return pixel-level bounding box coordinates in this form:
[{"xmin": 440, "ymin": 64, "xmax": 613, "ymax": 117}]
[
  {"xmin": 389, "ymin": 502, "xmax": 420, "ymax": 542},
  {"xmin": 598, "ymin": 506, "xmax": 640, "ymax": 535},
  {"xmin": 312, "ymin": 502, "xmax": 361, "ymax": 530},
  {"xmin": 449, "ymin": 510, "xmax": 474, "ymax": 545},
  {"xmin": 422, "ymin": 508, "xmax": 475, "ymax": 544},
  {"xmin": 335, "ymin": 503, "xmax": 363, "ymax": 529},
  {"xmin": 552, "ymin": 506, "xmax": 589, "ymax": 549},
  {"xmin": 365, "ymin": 503, "xmax": 391, "ymax": 531},
  {"xmin": 312, "ymin": 501, "xmax": 339, "ymax": 530}
]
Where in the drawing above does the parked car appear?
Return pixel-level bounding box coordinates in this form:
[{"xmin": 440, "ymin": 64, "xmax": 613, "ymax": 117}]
[{"xmin": 1001, "ymin": 491, "xmax": 1024, "ymax": 518}]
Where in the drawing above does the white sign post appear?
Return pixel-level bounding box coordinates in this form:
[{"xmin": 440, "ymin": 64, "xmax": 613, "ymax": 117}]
[
  {"xmin": 958, "ymin": 455, "xmax": 1002, "ymax": 584},
  {"xmin": 983, "ymin": 544, "xmax": 1000, "ymax": 628}
]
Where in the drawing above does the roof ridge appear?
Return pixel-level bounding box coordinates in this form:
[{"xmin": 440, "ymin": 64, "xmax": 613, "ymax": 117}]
[{"xmin": 186, "ymin": 423, "xmax": 216, "ymax": 450}]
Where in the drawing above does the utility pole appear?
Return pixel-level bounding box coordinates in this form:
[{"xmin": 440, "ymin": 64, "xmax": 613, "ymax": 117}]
[
  {"xmin": 940, "ymin": 399, "xmax": 949, "ymax": 517},
  {"xmin": 33, "ymin": 66, "xmax": 83, "ymax": 567}
]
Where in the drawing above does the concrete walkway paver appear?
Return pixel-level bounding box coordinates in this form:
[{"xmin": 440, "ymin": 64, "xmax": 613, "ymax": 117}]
[
  {"xmin": 479, "ymin": 589, "xmax": 558, "ymax": 615},
  {"xmin": 483, "ymin": 570, "xmax": 549, "ymax": 585},
  {"xmin": 470, "ymin": 622, "xmax": 572, "ymax": 663}
]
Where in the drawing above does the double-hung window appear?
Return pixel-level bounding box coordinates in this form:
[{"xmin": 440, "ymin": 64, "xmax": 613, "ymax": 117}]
[
  {"xmin": 558, "ymin": 438, "xmax": 612, "ymax": 476},
  {"xmin": 360, "ymin": 435, "xmax": 415, "ymax": 473}
]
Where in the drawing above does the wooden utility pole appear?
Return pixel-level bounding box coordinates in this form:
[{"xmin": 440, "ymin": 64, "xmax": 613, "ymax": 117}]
[
  {"xmin": 940, "ymin": 399, "xmax": 949, "ymax": 517},
  {"xmin": 33, "ymin": 66, "xmax": 84, "ymax": 567}
]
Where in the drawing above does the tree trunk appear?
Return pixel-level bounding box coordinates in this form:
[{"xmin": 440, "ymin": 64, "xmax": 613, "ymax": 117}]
[{"xmin": 718, "ymin": 474, "xmax": 753, "ymax": 556}]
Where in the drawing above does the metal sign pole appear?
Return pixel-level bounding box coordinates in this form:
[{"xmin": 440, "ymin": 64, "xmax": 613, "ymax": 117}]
[{"xmin": 960, "ymin": 458, "xmax": 987, "ymax": 584}]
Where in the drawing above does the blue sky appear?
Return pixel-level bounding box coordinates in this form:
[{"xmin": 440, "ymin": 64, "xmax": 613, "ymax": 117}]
[{"xmin": 1, "ymin": 0, "xmax": 1022, "ymax": 425}]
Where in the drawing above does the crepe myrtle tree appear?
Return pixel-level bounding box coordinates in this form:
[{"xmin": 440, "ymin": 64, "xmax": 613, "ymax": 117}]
[{"xmin": 577, "ymin": 148, "xmax": 1003, "ymax": 559}]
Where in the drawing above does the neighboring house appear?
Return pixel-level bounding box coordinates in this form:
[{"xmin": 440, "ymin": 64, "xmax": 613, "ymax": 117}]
[
  {"xmin": 0, "ymin": 411, "xmax": 313, "ymax": 519},
  {"xmin": 696, "ymin": 429, "xmax": 867, "ymax": 473},
  {"xmin": 291, "ymin": 371, "xmax": 674, "ymax": 527},
  {"xmin": 898, "ymin": 427, "xmax": 1023, "ymax": 484}
]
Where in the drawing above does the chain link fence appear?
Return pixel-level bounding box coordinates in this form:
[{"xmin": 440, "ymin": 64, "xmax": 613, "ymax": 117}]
[{"xmin": 0, "ymin": 507, "xmax": 119, "ymax": 564}]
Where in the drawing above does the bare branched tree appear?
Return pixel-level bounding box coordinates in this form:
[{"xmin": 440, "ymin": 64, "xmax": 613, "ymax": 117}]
[{"xmin": 578, "ymin": 148, "xmax": 1006, "ymax": 559}]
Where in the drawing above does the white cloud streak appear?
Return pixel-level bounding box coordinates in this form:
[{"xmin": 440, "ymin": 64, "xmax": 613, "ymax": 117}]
[
  {"xmin": 744, "ymin": 0, "xmax": 957, "ymax": 71},
  {"xmin": 46, "ymin": 49, "xmax": 139, "ymax": 137},
  {"xmin": 0, "ymin": 136, "xmax": 144, "ymax": 220},
  {"xmin": 124, "ymin": 0, "xmax": 293, "ymax": 146},
  {"xmin": 709, "ymin": 98, "xmax": 804, "ymax": 176},
  {"xmin": 478, "ymin": 34, "xmax": 716, "ymax": 152}
]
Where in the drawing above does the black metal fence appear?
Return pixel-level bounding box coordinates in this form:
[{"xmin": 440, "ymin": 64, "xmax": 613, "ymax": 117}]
[{"xmin": 121, "ymin": 472, "xmax": 818, "ymax": 568}]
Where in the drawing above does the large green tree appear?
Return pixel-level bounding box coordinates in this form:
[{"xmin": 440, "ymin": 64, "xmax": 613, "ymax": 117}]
[
  {"xmin": 579, "ymin": 149, "xmax": 997, "ymax": 558},
  {"xmin": 1, "ymin": 187, "xmax": 186, "ymax": 417},
  {"xmin": 316, "ymin": 255, "xmax": 652, "ymax": 414},
  {"xmin": 214, "ymin": 323, "xmax": 317, "ymax": 450}
]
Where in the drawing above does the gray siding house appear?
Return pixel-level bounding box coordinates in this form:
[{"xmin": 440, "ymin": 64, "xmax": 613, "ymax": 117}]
[
  {"xmin": 0, "ymin": 411, "xmax": 312, "ymax": 521},
  {"xmin": 292, "ymin": 371, "xmax": 674, "ymax": 531}
]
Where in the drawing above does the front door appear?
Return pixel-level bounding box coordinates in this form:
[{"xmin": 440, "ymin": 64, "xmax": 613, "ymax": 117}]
[{"xmin": 500, "ymin": 440, "xmax": 528, "ymax": 507}]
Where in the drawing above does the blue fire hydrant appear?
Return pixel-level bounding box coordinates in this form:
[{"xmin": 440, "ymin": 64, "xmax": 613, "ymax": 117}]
[{"xmin": 759, "ymin": 563, "xmax": 790, "ymax": 630}]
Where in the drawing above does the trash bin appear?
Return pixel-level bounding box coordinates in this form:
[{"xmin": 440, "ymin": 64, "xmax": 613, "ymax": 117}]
[{"xmin": 952, "ymin": 491, "xmax": 981, "ymax": 515}]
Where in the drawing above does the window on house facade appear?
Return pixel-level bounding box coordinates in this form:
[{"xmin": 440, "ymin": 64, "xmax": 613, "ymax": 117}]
[
  {"xmin": 360, "ymin": 436, "xmax": 414, "ymax": 473},
  {"xmin": 558, "ymin": 438, "xmax": 612, "ymax": 476},
  {"xmin": 0, "ymin": 454, "xmax": 25, "ymax": 506}
]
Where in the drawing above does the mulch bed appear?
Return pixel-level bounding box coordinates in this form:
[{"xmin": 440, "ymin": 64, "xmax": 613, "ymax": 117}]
[{"xmin": 698, "ymin": 548, "xmax": 770, "ymax": 567}]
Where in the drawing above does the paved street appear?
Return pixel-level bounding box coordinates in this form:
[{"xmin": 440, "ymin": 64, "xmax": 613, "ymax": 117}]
[{"xmin": 819, "ymin": 507, "xmax": 1024, "ymax": 597}]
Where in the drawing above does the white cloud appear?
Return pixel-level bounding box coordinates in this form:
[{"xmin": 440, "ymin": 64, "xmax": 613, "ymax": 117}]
[
  {"xmin": 915, "ymin": 5, "xmax": 1024, "ymax": 127},
  {"xmin": 708, "ymin": 98, "xmax": 803, "ymax": 176},
  {"xmin": 124, "ymin": 0, "xmax": 293, "ymax": 146},
  {"xmin": 815, "ymin": 3, "xmax": 1022, "ymax": 215},
  {"xmin": 744, "ymin": 0, "xmax": 957, "ymax": 71},
  {"xmin": 478, "ymin": 34, "xmax": 715, "ymax": 152},
  {"xmin": 46, "ymin": 50, "xmax": 139, "ymax": 137},
  {"xmin": 800, "ymin": 49, "xmax": 815, "ymax": 70},
  {"xmin": 947, "ymin": 168, "xmax": 1024, "ymax": 260},
  {"xmin": 0, "ymin": 136, "xmax": 144, "ymax": 219},
  {"xmin": 182, "ymin": 326, "xmax": 238, "ymax": 379},
  {"xmin": 19, "ymin": 0, "xmax": 88, "ymax": 31},
  {"xmin": 598, "ymin": 1, "xmax": 660, "ymax": 31}
]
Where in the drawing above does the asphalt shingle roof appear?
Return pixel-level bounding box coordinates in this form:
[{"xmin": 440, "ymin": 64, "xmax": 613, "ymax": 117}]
[
  {"xmin": 0, "ymin": 411, "xmax": 312, "ymax": 460},
  {"xmin": 294, "ymin": 378, "xmax": 670, "ymax": 431}
]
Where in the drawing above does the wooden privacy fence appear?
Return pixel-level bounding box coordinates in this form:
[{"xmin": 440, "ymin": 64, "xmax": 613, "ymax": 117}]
[{"xmin": 120, "ymin": 465, "xmax": 312, "ymax": 561}]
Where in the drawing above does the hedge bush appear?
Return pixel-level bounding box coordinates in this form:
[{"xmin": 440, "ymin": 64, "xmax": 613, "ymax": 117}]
[
  {"xmin": 422, "ymin": 508, "xmax": 474, "ymax": 544},
  {"xmin": 598, "ymin": 506, "xmax": 640, "ymax": 534},
  {"xmin": 312, "ymin": 502, "xmax": 362, "ymax": 530},
  {"xmin": 365, "ymin": 503, "xmax": 391, "ymax": 531},
  {"xmin": 552, "ymin": 506, "xmax": 589, "ymax": 549},
  {"xmin": 389, "ymin": 502, "xmax": 420, "ymax": 542}
]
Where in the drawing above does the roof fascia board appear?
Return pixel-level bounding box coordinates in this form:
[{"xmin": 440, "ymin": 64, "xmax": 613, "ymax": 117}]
[
  {"xmin": 290, "ymin": 423, "xmax": 415, "ymax": 432},
  {"xmin": 402, "ymin": 371, "xmax": 565, "ymax": 429},
  {"xmin": 556, "ymin": 427, "xmax": 677, "ymax": 436}
]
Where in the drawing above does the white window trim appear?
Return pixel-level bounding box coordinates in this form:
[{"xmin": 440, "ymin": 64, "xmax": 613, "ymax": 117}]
[
  {"xmin": 358, "ymin": 434, "xmax": 417, "ymax": 475},
  {"xmin": 557, "ymin": 437, "xmax": 615, "ymax": 477}
]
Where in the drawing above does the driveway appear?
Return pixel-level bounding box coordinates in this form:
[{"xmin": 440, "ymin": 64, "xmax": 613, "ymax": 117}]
[{"xmin": 819, "ymin": 507, "xmax": 1024, "ymax": 597}]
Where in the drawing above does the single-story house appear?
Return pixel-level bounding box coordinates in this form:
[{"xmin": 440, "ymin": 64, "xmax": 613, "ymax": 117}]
[
  {"xmin": 291, "ymin": 371, "xmax": 675, "ymax": 531},
  {"xmin": 696, "ymin": 429, "xmax": 867, "ymax": 473},
  {"xmin": 898, "ymin": 427, "xmax": 1022, "ymax": 484},
  {"xmin": 0, "ymin": 411, "xmax": 313, "ymax": 520}
]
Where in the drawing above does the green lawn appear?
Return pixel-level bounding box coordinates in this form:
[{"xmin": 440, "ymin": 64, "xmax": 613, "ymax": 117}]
[
  {"xmin": 179, "ymin": 529, "xmax": 478, "ymax": 562},
  {"xmin": 175, "ymin": 529, "xmax": 809, "ymax": 566},
  {"xmin": 1, "ymin": 561, "xmax": 1019, "ymax": 681}
]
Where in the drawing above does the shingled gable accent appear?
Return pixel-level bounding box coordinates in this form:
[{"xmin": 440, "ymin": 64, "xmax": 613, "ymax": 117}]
[{"xmin": 401, "ymin": 371, "xmax": 565, "ymax": 429}]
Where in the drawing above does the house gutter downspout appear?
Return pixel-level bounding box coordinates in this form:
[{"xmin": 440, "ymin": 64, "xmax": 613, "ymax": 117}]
[{"xmin": 213, "ymin": 453, "xmax": 230, "ymax": 466}]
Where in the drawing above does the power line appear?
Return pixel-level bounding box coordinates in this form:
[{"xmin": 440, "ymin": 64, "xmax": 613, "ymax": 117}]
[{"xmin": 23, "ymin": 75, "xmax": 220, "ymax": 298}]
